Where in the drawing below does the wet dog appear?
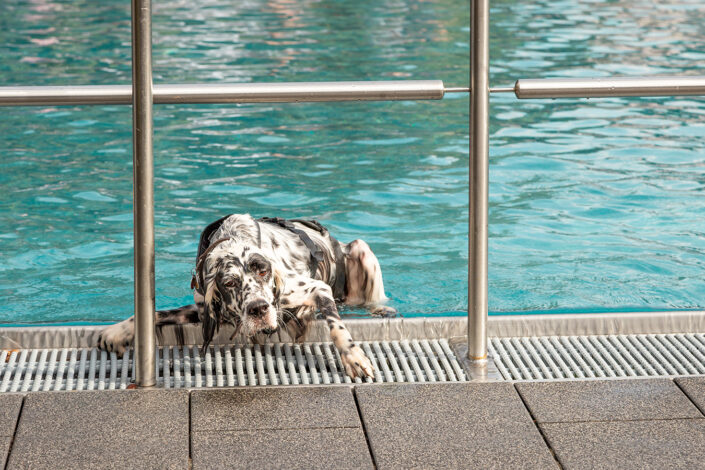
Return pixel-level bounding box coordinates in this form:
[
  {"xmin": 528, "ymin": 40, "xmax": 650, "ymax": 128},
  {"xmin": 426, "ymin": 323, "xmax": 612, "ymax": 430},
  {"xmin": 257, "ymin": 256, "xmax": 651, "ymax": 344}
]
[{"xmin": 96, "ymin": 214, "xmax": 395, "ymax": 379}]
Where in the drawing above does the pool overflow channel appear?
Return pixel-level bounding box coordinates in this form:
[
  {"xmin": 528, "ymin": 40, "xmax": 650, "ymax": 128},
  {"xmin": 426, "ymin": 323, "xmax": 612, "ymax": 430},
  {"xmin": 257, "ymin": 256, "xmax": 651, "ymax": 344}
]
[
  {"xmin": 4, "ymin": 333, "xmax": 705, "ymax": 391},
  {"xmin": 0, "ymin": 340, "xmax": 468, "ymax": 392},
  {"xmin": 1, "ymin": 0, "xmax": 705, "ymax": 387}
]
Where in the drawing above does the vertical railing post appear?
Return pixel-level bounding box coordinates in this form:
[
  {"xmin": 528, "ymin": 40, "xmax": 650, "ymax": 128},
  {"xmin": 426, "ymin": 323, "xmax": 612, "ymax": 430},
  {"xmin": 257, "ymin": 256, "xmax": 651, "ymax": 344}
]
[
  {"xmin": 468, "ymin": 0, "xmax": 489, "ymax": 366},
  {"xmin": 132, "ymin": 0, "xmax": 156, "ymax": 387}
]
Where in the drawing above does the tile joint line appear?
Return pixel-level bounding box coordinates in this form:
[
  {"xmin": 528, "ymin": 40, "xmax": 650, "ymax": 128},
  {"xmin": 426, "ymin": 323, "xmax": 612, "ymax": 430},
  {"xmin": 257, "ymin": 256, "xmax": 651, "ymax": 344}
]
[
  {"xmin": 3, "ymin": 395, "xmax": 26, "ymax": 470},
  {"xmin": 513, "ymin": 383, "xmax": 565, "ymax": 470},
  {"xmin": 672, "ymin": 380, "xmax": 705, "ymax": 418},
  {"xmin": 352, "ymin": 387, "xmax": 378, "ymax": 470}
]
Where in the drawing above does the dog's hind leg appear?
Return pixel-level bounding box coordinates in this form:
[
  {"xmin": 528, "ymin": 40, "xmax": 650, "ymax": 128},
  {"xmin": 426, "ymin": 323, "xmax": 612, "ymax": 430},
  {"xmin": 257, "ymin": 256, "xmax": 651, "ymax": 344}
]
[
  {"xmin": 343, "ymin": 239, "xmax": 396, "ymax": 316},
  {"xmin": 96, "ymin": 303, "xmax": 202, "ymax": 355}
]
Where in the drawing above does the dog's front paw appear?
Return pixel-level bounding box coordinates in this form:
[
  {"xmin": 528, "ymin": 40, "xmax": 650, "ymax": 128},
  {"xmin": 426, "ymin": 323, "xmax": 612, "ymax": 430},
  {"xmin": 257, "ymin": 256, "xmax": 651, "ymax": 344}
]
[
  {"xmin": 370, "ymin": 305, "xmax": 397, "ymax": 317},
  {"xmin": 341, "ymin": 345, "xmax": 375, "ymax": 379},
  {"xmin": 96, "ymin": 320, "xmax": 134, "ymax": 356}
]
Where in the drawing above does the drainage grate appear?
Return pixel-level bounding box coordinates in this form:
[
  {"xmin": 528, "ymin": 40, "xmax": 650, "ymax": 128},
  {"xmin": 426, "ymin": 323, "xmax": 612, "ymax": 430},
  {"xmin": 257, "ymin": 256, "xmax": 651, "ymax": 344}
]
[
  {"xmin": 490, "ymin": 333, "xmax": 705, "ymax": 381},
  {"xmin": 7, "ymin": 333, "xmax": 702, "ymax": 389},
  {"xmin": 0, "ymin": 339, "xmax": 466, "ymax": 392}
]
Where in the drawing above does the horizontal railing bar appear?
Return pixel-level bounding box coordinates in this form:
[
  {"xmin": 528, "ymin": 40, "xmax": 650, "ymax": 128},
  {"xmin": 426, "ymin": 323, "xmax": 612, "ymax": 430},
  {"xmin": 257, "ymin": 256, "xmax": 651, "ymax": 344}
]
[
  {"xmin": 512, "ymin": 76, "xmax": 705, "ymax": 99},
  {"xmin": 0, "ymin": 80, "xmax": 445, "ymax": 106},
  {"xmin": 6, "ymin": 76, "xmax": 700, "ymax": 105}
]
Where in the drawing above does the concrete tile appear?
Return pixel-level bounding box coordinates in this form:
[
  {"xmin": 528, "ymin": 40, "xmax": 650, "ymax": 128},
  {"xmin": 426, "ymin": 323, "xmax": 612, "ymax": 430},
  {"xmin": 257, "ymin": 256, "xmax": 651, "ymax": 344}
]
[
  {"xmin": 355, "ymin": 382, "xmax": 558, "ymax": 469},
  {"xmin": 191, "ymin": 386, "xmax": 360, "ymax": 431},
  {"xmin": 516, "ymin": 379, "xmax": 702, "ymax": 423},
  {"xmin": 7, "ymin": 389, "xmax": 189, "ymax": 470},
  {"xmin": 541, "ymin": 419, "xmax": 705, "ymax": 470},
  {"xmin": 675, "ymin": 376, "xmax": 705, "ymax": 416},
  {"xmin": 192, "ymin": 427, "xmax": 374, "ymax": 470},
  {"xmin": 0, "ymin": 394, "xmax": 23, "ymax": 434}
]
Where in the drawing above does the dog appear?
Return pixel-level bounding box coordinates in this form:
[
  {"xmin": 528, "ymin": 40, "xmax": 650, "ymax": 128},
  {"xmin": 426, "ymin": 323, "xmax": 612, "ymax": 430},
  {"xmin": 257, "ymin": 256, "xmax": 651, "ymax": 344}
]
[{"xmin": 96, "ymin": 213, "xmax": 395, "ymax": 379}]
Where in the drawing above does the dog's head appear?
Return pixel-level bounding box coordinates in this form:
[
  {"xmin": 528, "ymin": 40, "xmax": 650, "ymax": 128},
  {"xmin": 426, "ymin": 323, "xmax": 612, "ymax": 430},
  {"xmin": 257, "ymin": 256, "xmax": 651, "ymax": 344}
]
[{"xmin": 197, "ymin": 239, "xmax": 284, "ymax": 347}]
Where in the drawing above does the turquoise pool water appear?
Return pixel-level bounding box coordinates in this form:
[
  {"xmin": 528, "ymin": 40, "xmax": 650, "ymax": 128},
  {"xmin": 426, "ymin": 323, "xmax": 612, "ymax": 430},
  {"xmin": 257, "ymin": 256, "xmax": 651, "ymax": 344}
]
[{"xmin": 1, "ymin": 0, "xmax": 705, "ymax": 324}]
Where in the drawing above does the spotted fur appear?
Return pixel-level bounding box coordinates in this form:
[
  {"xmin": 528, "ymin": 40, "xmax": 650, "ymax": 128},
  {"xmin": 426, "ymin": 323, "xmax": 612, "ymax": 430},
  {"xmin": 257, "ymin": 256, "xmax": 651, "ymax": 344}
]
[{"xmin": 96, "ymin": 213, "xmax": 395, "ymax": 379}]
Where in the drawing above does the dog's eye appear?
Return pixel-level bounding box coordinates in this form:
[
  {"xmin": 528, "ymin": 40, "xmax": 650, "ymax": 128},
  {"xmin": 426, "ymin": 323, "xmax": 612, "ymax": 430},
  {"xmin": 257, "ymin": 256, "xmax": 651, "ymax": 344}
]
[
  {"xmin": 258, "ymin": 270, "xmax": 268, "ymax": 277},
  {"xmin": 224, "ymin": 278, "xmax": 240, "ymax": 288}
]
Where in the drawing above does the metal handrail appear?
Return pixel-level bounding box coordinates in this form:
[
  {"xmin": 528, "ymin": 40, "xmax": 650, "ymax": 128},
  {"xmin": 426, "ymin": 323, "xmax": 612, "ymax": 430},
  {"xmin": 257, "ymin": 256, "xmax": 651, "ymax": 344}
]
[
  {"xmin": 0, "ymin": 81, "xmax": 447, "ymax": 106},
  {"xmin": 504, "ymin": 76, "xmax": 705, "ymax": 99},
  {"xmin": 5, "ymin": 75, "xmax": 704, "ymax": 107},
  {"xmin": 131, "ymin": 0, "xmax": 156, "ymax": 387},
  {"xmin": 3, "ymin": 0, "xmax": 705, "ymax": 384},
  {"xmin": 466, "ymin": 3, "xmax": 705, "ymax": 377},
  {"xmin": 468, "ymin": 0, "xmax": 490, "ymax": 367}
]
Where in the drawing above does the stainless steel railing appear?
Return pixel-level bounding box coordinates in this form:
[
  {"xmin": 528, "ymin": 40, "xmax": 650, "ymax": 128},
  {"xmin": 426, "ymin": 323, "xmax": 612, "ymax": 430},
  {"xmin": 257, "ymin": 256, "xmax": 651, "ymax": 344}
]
[
  {"xmin": 468, "ymin": 0, "xmax": 490, "ymax": 368},
  {"xmin": 0, "ymin": 0, "xmax": 454, "ymax": 386},
  {"xmin": 0, "ymin": 81, "xmax": 447, "ymax": 106},
  {"xmin": 131, "ymin": 0, "xmax": 156, "ymax": 388},
  {"xmin": 467, "ymin": 0, "xmax": 705, "ymax": 378},
  {"xmin": 3, "ymin": 0, "xmax": 705, "ymax": 384},
  {"xmin": 507, "ymin": 76, "xmax": 705, "ymax": 99}
]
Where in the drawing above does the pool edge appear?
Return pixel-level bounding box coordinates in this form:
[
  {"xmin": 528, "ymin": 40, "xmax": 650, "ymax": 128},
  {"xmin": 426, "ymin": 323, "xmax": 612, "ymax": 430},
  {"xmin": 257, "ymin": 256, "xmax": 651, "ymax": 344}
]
[{"xmin": 2, "ymin": 310, "xmax": 704, "ymax": 349}]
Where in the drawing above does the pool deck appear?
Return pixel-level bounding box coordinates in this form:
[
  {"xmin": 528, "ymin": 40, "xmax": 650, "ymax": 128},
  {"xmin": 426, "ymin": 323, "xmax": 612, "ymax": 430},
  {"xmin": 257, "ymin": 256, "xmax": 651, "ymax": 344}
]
[{"xmin": 1, "ymin": 377, "xmax": 704, "ymax": 469}]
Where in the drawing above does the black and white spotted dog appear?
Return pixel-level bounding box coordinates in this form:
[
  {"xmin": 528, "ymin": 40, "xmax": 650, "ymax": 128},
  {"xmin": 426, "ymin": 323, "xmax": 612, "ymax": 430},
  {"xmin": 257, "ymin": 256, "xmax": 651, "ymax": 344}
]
[{"xmin": 96, "ymin": 213, "xmax": 395, "ymax": 379}]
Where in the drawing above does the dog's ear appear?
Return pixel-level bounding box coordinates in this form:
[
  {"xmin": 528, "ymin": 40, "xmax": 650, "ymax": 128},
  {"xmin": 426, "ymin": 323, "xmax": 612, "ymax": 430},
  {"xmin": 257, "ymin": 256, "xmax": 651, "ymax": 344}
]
[
  {"xmin": 272, "ymin": 266, "xmax": 285, "ymax": 304},
  {"xmin": 201, "ymin": 278, "xmax": 221, "ymax": 352}
]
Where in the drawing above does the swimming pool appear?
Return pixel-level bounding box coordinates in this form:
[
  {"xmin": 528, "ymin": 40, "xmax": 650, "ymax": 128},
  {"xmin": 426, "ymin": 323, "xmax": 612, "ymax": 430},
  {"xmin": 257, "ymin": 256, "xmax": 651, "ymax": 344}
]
[{"xmin": 1, "ymin": 0, "xmax": 705, "ymax": 324}]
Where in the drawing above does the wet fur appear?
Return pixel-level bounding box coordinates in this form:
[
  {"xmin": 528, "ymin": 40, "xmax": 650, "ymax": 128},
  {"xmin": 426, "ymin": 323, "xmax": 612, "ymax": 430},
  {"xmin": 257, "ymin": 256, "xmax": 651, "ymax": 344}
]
[{"xmin": 96, "ymin": 214, "xmax": 395, "ymax": 379}]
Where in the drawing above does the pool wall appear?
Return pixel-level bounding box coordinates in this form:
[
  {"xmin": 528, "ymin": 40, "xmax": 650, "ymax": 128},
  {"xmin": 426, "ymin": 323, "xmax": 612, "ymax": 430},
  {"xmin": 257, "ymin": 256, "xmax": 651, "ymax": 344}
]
[{"xmin": 2, "ymin": 311, "xmax": 704, "ymax": 349}]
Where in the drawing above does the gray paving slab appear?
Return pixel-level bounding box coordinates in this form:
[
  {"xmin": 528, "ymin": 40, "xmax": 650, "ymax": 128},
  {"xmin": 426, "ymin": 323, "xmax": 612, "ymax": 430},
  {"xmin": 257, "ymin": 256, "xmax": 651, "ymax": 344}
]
[
  {"xmin": 191, "ymin": 386, "xmax": 360, "ymax": 431},
  {"xmin": 516, "ymin": 378, "xmax": 702, "ymax": 423},
  {"xmin": 6, "ymin": 389, "xmax": 189, "ymax": 470},
  {"xmin": 192, "ymin": 427, "xmax": 374, "ymax": 470},
  {"xmin": 0, "ymin": 393, "xmax": 23, "ymax": 433},
  {"xmin": 355, "ymin": 382, "xmax": 558, "ymax": 469},
  {"xmin": 675, "ymin": 376, "xmax": 705, "ymax": 416},
  {"xmin": 541, "ymin": 419, "xmax": 705, "ymax": 470}
]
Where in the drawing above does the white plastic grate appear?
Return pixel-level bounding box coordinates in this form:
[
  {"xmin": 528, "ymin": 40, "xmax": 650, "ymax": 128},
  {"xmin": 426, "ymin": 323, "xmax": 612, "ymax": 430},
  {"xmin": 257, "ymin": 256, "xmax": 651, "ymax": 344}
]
[
  {"xmin": 490, "ymin": 333, "xmax": 705, "ymax": 381},
  {"xmin": 0, "ymin": 339, "xmax": 466, "ymax": 392}
]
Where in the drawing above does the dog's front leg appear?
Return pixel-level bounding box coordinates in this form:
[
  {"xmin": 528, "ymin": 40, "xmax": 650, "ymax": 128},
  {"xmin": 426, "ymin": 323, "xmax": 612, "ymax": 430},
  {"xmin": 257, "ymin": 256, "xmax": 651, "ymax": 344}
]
[{"xmin": 280, "ymin": 280, "xmax": 374, "ymax": 379}]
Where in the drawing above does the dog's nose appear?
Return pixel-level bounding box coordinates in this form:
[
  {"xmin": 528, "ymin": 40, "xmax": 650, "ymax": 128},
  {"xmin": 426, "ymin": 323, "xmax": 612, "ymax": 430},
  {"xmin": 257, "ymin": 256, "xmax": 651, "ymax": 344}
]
[{"xmin": 245, "ymin": 300, "xmax": 269, "ymax": 317}]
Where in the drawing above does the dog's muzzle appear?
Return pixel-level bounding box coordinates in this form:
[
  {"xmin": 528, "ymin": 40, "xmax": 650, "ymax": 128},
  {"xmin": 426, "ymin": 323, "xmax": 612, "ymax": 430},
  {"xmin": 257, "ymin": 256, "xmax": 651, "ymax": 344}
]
[
  {"xmin": 244, "ymin": 299, "xmax": 279, "ymax": 331},
  {"xmin": 245, "ymin": 299, "xmax": 269, "ymax": 318}
]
